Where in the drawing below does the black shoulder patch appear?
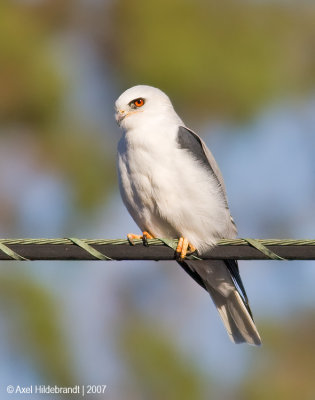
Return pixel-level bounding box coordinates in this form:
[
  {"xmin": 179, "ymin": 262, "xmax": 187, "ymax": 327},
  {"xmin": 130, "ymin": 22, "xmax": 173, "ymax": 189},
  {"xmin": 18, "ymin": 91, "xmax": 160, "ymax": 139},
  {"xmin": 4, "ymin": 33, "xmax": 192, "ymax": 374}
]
[{"xmin": 176, "ymin": 126, "xmax": 215, "ymax": 176}]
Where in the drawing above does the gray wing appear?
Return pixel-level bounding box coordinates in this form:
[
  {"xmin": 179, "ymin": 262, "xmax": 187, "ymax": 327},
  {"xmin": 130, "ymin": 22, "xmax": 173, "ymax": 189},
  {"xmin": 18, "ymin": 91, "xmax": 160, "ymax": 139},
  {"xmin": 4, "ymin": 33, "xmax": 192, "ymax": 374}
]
[
  {"xmin": 177, "ymin": 126, "xmax": 236, "ymax": 232},
  {"xmin": 177, "ymin": 126, "xmax": 228, "ymax": 203}
]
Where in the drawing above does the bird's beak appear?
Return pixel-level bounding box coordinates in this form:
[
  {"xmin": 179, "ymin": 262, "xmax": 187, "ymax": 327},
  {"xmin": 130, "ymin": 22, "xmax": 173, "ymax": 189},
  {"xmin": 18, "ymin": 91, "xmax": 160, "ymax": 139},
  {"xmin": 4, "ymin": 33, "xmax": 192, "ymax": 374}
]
[
  {"xmin": 115, "ymin": 109, "xmax": 143, "ymax": 126},
  {"xmin": 115, "ymin": 109, "xmax": 126, "ymax": 126}
]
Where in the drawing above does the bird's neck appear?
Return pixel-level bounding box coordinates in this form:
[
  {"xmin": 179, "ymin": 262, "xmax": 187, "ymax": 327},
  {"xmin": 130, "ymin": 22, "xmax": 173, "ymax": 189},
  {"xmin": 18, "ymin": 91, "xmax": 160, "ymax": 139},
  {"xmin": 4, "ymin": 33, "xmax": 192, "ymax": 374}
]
[{"xmin": 123, "ymin": 120, "xmax": 179, "ymax": 151}]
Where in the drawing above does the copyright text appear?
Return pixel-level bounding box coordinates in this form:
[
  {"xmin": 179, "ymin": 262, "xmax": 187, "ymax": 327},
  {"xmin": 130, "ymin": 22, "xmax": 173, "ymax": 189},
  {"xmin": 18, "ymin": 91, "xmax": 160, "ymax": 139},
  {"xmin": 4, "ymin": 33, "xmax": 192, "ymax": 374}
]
[{"xmin": 6, "ymin": 384, "xmax": 107, "ymax": 396}]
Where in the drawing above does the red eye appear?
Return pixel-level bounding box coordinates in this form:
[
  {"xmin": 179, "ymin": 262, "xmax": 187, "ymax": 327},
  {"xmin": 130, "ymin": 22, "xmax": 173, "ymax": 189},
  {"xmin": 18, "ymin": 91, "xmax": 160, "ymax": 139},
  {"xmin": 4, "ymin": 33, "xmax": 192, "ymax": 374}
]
[{"xmin": 134, "ymin": 98, "xmax": 145, "ymax": 107}]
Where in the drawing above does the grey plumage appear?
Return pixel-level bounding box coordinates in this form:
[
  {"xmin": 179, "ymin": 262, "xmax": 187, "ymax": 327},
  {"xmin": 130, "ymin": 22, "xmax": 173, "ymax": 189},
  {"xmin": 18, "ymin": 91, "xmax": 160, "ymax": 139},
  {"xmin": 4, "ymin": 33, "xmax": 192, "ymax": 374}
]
[{"xmin": 177, "ymin": 127, "xmax": 217, "ymax": 178}]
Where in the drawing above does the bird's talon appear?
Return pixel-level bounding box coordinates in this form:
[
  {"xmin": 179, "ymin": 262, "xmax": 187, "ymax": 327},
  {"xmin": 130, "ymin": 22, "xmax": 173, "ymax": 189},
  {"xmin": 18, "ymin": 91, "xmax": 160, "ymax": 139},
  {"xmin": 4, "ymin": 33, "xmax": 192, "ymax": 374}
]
[
  {"xmin": 176, "ymin": 237, "xmax": 183, "ymax": 259},
  {"xmin": 188, "ymin": 243, "xmax": 196, "ymax": 254},
  {"xmin": 176, "ymin": 237, "xmax": 191, "ymax": 260},
  {"xmin": 142, "ymin": 231, "xmax": 154, "ymax": 246},
  {"xmin": 127, "ymin": 233, "xmax": 141, "ymax": 245},
  {"xmin": 127, "ymin": 232, "xmax": 154, "ymax": 246},
  {"xmin": 142, "ymin": 231, "xmax": 154, "ymax": 239},
  {"xmin": 142, "ymin": 235, "xmax": 149, "ymax": 247},
  {"xmin": 127, "ymin": 237, "xmax": 135, "ymax": 245}
]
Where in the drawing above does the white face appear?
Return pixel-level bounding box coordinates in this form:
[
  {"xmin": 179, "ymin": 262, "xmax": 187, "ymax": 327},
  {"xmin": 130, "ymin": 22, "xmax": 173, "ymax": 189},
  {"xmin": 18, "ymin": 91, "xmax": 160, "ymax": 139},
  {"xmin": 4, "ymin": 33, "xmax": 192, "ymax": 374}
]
[{"xmin": 115, "ymin": 85, "xmax": 182, "ymax": 131}]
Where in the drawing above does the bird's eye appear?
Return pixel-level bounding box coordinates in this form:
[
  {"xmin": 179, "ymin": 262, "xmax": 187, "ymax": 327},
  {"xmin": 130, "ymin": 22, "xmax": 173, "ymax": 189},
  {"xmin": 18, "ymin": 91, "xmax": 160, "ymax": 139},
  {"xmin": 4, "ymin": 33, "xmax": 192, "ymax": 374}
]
[{"xmin": 133, "ymin": 98, "xmax": 145, "ymax": 108}]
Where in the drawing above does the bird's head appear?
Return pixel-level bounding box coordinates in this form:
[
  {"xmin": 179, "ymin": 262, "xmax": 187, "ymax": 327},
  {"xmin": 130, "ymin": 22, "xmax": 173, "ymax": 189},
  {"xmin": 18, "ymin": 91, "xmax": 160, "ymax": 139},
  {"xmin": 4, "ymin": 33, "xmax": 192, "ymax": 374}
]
[{"xmin": 115, "ymin": 85, "xmax": 182, "ymax": 131}]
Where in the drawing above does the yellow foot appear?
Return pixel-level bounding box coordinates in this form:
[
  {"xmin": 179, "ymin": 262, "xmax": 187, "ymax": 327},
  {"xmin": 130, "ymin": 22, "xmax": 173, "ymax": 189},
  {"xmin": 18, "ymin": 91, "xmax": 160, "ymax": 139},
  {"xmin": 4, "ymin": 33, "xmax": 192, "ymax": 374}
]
[
  {"xmin": 176, "ymin": 237, "xmax": 196, "ymax": 260},
  {"xmin": 127, "ymin": 231, "xmax": 154, "ymax": 246}
]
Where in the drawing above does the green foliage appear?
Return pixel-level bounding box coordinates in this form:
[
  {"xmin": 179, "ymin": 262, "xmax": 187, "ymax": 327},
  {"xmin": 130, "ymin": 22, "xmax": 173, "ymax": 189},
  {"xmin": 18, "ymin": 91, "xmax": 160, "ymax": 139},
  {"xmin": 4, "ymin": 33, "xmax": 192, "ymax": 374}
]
[
  {"xmin": 0, "ymin": 1, "xmax": 62, "ymax": 126},
  {"xmin": 0, "ymin": 270, "xmax": 74, "ymax": 385},
  {"xmin": 117, "ymin": 316, "xmax": 208, "ymax": 400},
  {"xmin": 239, "ymin": 313, "xmax": 315, "ymax": 400},
  {"xmin": 106, "ymin": 0, "xmax": 315, "ymax": 120}
]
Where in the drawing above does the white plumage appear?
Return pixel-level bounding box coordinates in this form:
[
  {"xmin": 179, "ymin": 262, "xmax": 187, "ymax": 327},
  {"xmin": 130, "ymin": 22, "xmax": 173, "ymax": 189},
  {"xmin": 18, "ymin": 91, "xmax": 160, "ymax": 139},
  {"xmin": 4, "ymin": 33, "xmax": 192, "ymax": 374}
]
[{"xmin": 115, "ymin": 85, "xmax": 261, "ymax": 345}]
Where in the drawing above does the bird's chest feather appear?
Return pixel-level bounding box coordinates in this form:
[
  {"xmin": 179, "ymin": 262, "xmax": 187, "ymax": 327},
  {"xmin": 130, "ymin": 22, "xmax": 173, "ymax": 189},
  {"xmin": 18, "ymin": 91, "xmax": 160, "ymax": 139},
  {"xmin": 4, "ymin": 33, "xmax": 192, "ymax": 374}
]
[
  {"xmin": 118, "ymin": 129, "xmax": 178, "ymax": 213},
  {"xmin": 117, "ymin": 125, "xmax": 231, "ymax": 245}
]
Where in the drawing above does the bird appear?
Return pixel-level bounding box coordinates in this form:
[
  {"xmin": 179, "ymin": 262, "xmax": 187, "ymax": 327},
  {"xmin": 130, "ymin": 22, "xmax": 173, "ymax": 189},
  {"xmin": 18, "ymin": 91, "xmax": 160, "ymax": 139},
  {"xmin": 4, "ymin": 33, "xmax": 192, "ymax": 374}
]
[{"xmin": 115, "ymin": 85, "xmax": 261, "ymax": 345}]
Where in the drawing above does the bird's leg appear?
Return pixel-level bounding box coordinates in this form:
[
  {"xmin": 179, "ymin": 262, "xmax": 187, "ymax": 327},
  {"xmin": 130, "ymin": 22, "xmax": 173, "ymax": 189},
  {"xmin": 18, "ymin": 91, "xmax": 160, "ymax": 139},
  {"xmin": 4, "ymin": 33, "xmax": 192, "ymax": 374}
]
[
  {"xmin": 127, "ymin": 231, "xmax": 154, "ymax": 246},
  {"xmin": 176, "ymin": 237, "xmax": 196, "ymax": 260}
]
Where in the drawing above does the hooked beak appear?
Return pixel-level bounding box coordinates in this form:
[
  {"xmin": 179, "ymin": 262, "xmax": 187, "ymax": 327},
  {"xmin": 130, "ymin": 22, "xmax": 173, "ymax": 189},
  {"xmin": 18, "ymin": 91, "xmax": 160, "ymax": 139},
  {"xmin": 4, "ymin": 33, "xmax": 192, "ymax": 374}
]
[
  {"xmin": 115, "ymin": 109, "xmax": 143, "ymax": 126},
  {"xmin": 115, "ymin": 109, "xmax": 126, "ymax": 126}
]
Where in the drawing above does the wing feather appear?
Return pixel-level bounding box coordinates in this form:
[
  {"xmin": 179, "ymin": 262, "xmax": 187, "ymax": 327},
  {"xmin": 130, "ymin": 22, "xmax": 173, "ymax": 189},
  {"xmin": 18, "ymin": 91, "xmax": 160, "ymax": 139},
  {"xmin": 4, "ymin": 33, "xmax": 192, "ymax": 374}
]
[{"xmin": 177, "ymin": 126, "xmax": 236, "ymax": 235}]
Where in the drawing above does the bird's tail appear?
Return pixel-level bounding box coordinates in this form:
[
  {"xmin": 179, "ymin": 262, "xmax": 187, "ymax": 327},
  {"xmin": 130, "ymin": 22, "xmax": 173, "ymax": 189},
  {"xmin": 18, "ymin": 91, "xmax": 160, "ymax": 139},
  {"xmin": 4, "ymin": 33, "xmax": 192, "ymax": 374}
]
[{"xmin": 178, "ymin": 259, "xmax": 261, "ymax": 345}]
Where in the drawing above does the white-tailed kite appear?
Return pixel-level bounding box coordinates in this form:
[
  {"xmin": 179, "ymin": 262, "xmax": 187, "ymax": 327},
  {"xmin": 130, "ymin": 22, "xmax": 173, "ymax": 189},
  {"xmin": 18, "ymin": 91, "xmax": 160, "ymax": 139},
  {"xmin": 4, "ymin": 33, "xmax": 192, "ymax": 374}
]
[{"xmin": 115, "ymin": 85, "xmax": 261, "ymax": 345}]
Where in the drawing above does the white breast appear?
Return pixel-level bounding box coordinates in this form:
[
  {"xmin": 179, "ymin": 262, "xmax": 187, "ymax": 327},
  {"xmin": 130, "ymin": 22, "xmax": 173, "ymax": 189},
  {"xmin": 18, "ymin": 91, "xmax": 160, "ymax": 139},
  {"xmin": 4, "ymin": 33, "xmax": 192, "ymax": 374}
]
[{"xmin": 117, "ymin": 123, "xmax": 233, "ymax": 253}]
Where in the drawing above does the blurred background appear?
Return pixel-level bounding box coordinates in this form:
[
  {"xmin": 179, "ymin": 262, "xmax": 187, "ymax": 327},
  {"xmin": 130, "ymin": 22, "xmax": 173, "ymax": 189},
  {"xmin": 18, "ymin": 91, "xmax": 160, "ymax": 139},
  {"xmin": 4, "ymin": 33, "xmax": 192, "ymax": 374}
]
[{"xmin": 0, "ymin": 0, "xmax": 315, "ymax": 398}]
